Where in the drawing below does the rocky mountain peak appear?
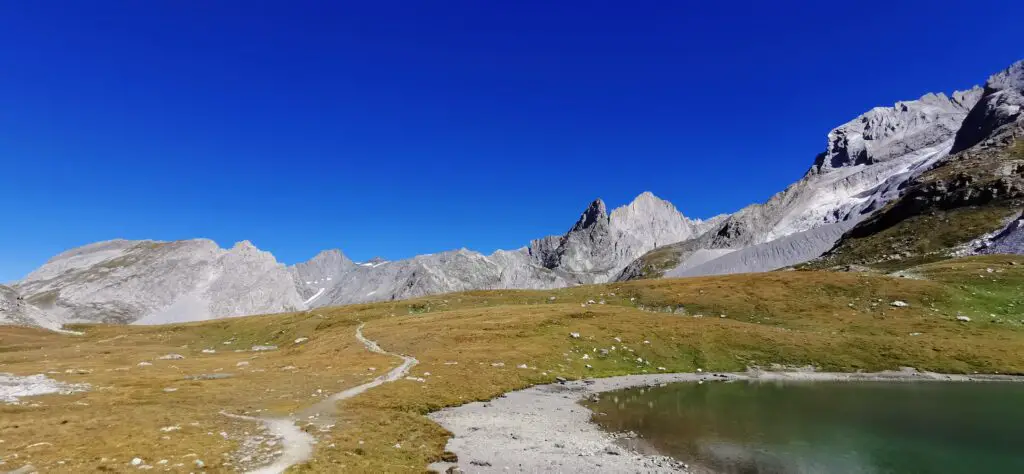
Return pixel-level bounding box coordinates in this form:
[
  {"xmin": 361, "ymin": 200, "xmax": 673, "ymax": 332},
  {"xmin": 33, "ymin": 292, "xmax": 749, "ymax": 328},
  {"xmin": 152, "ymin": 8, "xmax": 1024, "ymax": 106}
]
[
  {"xmin": 987, "ymin": 59, "xmax": 1024, "ymax": 91},
  {"xmin": 310, "ymin": 249, "xmax": 353, "ymax": 265},
  {"xmin": 953, "ymin": 60, "xmax": 1024, "ymax": 153},
  {"xmin": 570, "ymin": 199, "xmax": 609, "ymax": 232},
  {"xmin": 813, "ymin": 89, "xmax": 981, "ymax": 173}
]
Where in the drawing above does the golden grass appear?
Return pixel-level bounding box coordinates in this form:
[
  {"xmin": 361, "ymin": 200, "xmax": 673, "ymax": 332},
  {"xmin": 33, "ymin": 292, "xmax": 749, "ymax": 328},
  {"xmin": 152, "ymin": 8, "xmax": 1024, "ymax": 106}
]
[{"xmin": 3, "ymin": 256, "xmax": 1024, "ymax": 472}]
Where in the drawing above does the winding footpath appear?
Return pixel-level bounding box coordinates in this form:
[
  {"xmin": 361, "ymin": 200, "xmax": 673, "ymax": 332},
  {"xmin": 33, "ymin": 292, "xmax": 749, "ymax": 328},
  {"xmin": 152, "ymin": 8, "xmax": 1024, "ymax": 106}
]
[{"xmin": 223, "ymin": 322, "xmax": 418, "ymax": 474}]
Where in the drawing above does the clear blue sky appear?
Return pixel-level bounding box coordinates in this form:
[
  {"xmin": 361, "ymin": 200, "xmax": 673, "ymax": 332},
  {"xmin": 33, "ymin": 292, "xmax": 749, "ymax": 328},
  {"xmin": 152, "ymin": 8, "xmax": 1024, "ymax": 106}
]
[{"xmin": 1, "ymin": 1, "xmax": 1021, "ymax": 282}]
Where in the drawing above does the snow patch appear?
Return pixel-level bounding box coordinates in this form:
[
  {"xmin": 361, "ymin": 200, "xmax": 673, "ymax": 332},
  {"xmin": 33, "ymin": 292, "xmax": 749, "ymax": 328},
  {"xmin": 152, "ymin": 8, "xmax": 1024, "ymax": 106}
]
[
  {"xmin": 302, "ymin": 288, "xmax": 325, "ymax": 306},
  {"xmin": 1, "ymin": 373, "xmax": 89, "ymax": 404}
]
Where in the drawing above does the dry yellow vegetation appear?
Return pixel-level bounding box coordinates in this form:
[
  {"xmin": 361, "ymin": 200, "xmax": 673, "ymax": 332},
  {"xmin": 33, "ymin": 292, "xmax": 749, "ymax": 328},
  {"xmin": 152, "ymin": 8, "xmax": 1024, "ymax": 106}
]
[{"xmin": 2, "ymin": 256, "xmax": 1024, "ymax": 472}]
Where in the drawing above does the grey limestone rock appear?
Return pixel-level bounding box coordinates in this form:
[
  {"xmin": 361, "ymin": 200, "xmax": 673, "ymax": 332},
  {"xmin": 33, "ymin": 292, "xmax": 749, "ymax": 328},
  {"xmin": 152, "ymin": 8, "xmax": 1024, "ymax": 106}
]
[{"xmin": 13, "ymin": 239, "xmax": 304, "ymax": 325}]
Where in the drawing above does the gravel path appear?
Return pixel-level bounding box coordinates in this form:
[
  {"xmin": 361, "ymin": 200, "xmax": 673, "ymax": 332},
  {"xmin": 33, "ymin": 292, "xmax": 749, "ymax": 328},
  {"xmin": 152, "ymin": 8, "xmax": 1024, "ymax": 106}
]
[
  {"xmin": 226, "ymin": 322, "xmax": 418, "ymax": 474},
  {"xmin": 427, "ymin": 369, "xmax": 1024, "ymax": 473}
]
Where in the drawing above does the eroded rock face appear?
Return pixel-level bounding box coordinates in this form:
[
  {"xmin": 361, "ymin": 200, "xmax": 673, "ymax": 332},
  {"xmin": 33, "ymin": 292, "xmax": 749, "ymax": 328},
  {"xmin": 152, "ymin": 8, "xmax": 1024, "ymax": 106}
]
[
  {"xmin": 622, "ymin": 76, "xmax": 996, "ymax": 279},
  {"xmin": 290, "ymin": 249, "xmax": 356, "ymax": 303},
  {"xmin": 953, "ymin": 61, "xmax": 1024, "ymax": 153},
  {"xmin": 0, "ymin": 284, "xmax": 62, "ymax": 330},
  {"xmin": 14, "ymin": 239, "xmax": 304, "ymax": 325}
]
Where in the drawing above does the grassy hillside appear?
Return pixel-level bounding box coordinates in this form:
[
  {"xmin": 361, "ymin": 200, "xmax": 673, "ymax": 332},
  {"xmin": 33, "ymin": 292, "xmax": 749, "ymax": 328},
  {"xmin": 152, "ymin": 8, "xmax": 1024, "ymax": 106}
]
[{"xmin": 2, "ymin": 256, "xmax": 1024, "ymax": 472}]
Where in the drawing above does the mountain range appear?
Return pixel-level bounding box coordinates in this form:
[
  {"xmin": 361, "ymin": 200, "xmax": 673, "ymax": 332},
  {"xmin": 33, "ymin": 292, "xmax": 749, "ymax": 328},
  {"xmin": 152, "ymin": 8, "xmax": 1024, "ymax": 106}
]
[{"xmin": 3, "ymin": 59, "xmax": 1022, "ymax": 329}]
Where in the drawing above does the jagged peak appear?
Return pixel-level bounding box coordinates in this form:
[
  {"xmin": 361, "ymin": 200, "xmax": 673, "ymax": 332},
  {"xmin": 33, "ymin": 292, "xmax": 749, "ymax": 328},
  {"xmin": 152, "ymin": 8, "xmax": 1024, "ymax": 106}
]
[
  {"xmin": 311, "ymin": 248, "xmax": 352, "ymax": 262},
  {"xmin": 986, "ymin": 59, "xmax": 1024, "ymax": 91},
  {"xmin": 570, "ymin": 199, "xmax": 609, "ymax": 232},
  {"xmin": 812, "ymin": 86, "xmax": 981, "ymax": 173}
]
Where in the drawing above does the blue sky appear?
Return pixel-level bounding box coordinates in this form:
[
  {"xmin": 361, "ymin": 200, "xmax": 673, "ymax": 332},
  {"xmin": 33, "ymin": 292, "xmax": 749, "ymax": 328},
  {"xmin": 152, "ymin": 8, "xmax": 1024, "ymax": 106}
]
[{"xmin": 1, "ymin": 1, "xmax": 1021, "ymax": 282}]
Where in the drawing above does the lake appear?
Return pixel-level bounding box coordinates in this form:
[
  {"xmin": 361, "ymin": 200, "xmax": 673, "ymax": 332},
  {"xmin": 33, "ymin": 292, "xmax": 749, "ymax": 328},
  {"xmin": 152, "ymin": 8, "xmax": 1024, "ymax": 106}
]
[{"xmin": 583, "ymin": 380, "xmax": 1024, "ymax": 473}]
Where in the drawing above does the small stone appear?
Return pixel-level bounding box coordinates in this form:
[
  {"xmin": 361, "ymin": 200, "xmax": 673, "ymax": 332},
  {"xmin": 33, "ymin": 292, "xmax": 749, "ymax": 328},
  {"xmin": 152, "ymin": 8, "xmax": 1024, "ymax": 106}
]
[
  {"xmin": 158, "ymin": 354, "xmax": 185, "ymax": 360},
  {"xmin": 516, "ymin": 364, "xmax": 529, "ymax": 369},
  {"xmin": 194, "ymin": 459, "xmax": 205, "ymax": 468},
  {"xmin": 201, "ymin": 349, "xmax": 216, "ymax": 354},
  {"xmin": 585, "ymin": 364, "xmax": 593, "ymax": 369},
  {"xmin": 569, "ymin": 332, "xmax": 580, "ymax": 339},
  {"xmin": 555, "ymin": 376, "xmax": 568, "ymax": 383},
  {"xmin": 491, "ymin": 362, "xmax": 505, "ymax": 367},
  {"xmin": 131, "ymin": 458, "xmax": 144, "ymax": 466},
  {"xmin": 251, "ymin": 345, "xmax": 278, "ymax": 352},
  {"xmin": 957, "ymin": 315, "xmax": 972, "ymax": 322},
  {"xmin": 696, "ymin": 368, "xmax": 703, "ymax": 373},
  {"xmin": 137, "ymin": 362, "xmax": 152, "ymax": 367},
  {"xmin": 236, "ymin": 361, "xmax": 250, "ymax": 367},
  {"xmin": 890, "ymin": 301, "xmax": 909, "ymax": 308},
  {"xmin": 294, "ymin": 337, "xmax": 309, "ymax": 344}
]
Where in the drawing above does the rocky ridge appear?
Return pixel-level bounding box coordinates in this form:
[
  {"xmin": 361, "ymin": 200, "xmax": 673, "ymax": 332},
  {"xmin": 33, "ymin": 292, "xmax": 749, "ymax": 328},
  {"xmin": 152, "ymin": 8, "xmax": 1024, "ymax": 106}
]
[
  {"xmin": 12, "ymin": 239, "xmax": 305, "ymax": 325},
  {"xmin": 813, "ymin": 60, "xmax": 1024, "ymax": 268},
  {"xmin": 619, "ymin": 80, "xmax": 991, "ymax": 280},
  {"xmin": 5, "ymin": 60, "xmax": 1022, "ymax": 328}
]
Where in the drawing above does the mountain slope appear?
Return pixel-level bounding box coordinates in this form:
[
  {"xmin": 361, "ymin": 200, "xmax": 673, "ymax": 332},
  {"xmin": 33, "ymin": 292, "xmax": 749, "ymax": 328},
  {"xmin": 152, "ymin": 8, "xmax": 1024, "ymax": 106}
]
[
  {"xmin": 620, "ymin": 85, "xmax": 986, "ymax": 280},
  {"xmin": 0, "ymin": 285, "xmax": 67, "ymax": 331},
  {"xmin": 13, "ymin": 239, "xmax": 305, "ymax": 325},
  {"xmin": 811, "ymin": 60, "xmax": 1024, "ymax": 270}
]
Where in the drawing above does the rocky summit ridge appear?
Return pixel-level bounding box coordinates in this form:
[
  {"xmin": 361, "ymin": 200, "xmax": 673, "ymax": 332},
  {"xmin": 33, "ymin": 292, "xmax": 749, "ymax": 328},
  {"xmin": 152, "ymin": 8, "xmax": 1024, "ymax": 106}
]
[{"xmin": 6, "ymin": 59, "xmax": 1023, "ymax": 329}]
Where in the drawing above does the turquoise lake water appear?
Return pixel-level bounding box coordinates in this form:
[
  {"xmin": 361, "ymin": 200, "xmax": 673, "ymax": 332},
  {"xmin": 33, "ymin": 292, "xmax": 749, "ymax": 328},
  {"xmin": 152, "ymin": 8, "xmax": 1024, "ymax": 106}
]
[{"xmin": 584, "ymin": 381, "xmax": 1024, "ymax": 473}]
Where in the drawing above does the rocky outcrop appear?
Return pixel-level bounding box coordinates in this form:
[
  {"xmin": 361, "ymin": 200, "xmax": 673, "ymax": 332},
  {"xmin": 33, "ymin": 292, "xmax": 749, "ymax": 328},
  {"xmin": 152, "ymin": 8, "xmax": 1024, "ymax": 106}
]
[
  {"xmin": 13, "ymin": 239, "xmax": 305, "ymax": 325},
  {"xmin": 813, "ymin": 60, "xmax": 1024, "ymax": 269},
  {"xmin": 953, "ymin": 61, "xmax": 1023, "ymax": 153},
  {"xmin": 0, "ymin": 285, "xmax": 64, "ymax": 331},
  {"xmin": 290, "ymin": 249, "xmax": 356, "ymax": 303},
  {"xmin": 621, "ymin": 80, "xmax": 989, "ymax": 279}
]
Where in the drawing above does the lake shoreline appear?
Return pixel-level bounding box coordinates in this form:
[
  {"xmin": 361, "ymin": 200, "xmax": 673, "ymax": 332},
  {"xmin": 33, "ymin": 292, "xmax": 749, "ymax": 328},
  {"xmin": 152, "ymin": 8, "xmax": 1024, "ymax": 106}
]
[{"xmin": 427, "ymin": 369, "xmax": 1024, "ymax": 473}]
